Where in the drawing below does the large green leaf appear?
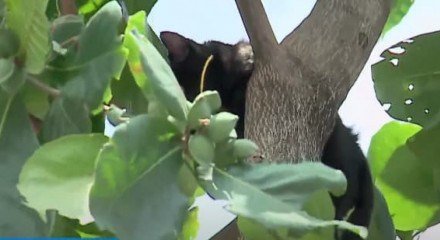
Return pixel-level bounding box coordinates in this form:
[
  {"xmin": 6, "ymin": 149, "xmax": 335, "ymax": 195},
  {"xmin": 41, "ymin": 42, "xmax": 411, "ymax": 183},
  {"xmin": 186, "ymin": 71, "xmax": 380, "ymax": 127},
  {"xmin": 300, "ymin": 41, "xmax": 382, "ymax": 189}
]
[
  {"xmin": 0, "ymin": 90, "xmax": 45, "ymax": 236},
  {"xmin": 90, "ymin": 115, "xmax": 189, "ymax": 240},
  {"xmin": 18, "ymin": 134, "xmax": 108, "ymax": 221},
  {"xmin": 202, "ymin": 163, "xmax": 367, "ymax": 238},
  {"xmin": 128, "ymin": 29, "xmax": 188, "ymax": 121},
  {"xmin": 382, "ymin": 0, "xmax": 414, "ymax": 36},
  {"xmin": 372, "ymin": 31, "xmax": 440, "ymax": 127},
  {"xmin": 368, "ymin": 121, "xmax": 440, "ymax": 230},
  {"xmin": 5, "ymin": 0, "xmax": 50, "ymax": 74}
]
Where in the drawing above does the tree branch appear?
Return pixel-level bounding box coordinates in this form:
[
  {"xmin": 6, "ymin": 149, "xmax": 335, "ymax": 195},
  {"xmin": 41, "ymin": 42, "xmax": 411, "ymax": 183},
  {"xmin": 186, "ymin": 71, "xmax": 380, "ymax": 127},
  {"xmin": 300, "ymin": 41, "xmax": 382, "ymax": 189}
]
[
  {"xmin": 27, "ymin": 76, "xmax": 61, "ymax": 98},
  {"xmin": 281, "ymin": 0, "xmax": 391, "ymax": 106},
  {"xmin": 234, "ymin": 0, "xmax": 278, "ymax": 61},
  {"xmin": 236, "ymin": 0, "xmax": 391, "ymax": 162}
]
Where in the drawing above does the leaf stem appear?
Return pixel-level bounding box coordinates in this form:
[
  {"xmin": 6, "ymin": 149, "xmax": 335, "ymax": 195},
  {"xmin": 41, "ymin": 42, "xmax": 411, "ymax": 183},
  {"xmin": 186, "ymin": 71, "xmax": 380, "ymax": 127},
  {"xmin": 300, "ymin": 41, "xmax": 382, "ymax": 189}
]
[{"xmin": 27, "ymin": 75, "xmax": 61, "ymax": 98}]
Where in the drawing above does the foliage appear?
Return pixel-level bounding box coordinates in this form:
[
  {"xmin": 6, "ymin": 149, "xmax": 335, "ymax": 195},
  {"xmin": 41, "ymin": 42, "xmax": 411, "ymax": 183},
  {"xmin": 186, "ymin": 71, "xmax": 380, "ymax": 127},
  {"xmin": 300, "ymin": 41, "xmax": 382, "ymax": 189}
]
[
  {"xmin": 0, "ymin": 0, "xmax": 438, "ymax": 240},
  {"xmin": 370, "ymin": 29, "xmax": 440, "ymax": 239},
  {"xmin": 372, "ymin": 31, "xmax": 440, "ymax": 127},
  {"xmin": 382, "ymin": 0, "xmax": 414, "ymax": 36}
]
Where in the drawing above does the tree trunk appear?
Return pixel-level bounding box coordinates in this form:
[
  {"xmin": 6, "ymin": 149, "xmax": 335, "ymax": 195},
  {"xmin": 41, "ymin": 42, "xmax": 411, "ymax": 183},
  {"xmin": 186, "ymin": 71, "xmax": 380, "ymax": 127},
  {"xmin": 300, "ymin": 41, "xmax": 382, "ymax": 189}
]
[{"xmin": 236, "ymin": 0, "xmax": 391, "ymax": 163}]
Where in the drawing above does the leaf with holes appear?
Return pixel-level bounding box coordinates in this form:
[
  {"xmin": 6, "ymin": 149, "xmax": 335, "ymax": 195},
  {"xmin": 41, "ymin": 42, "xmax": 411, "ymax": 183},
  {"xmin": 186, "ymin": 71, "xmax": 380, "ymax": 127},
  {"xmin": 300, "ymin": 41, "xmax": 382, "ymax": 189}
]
[{"xmin": 372, "ymin": 31, "xmax": 440, "ymax": 127}]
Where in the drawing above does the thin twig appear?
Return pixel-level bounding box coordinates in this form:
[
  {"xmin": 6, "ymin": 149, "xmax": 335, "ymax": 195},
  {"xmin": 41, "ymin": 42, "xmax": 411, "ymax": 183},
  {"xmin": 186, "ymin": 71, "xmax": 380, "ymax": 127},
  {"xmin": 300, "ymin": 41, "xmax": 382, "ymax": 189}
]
[{"xmin": 27, "ymin": 75, "xmax": 61, "ymax": 98}]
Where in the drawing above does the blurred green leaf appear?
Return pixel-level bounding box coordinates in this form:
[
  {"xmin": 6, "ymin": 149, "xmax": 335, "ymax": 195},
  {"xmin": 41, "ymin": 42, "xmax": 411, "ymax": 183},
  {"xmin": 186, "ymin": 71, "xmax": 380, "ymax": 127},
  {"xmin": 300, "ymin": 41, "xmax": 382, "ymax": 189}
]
[
  {"xmin": 407, "ymin": 114, "xmax": 440, "ymax": 169},
  {"xmin": 366, "ymin": 187, "xmax": 396, "ymax": 240},
  {"xmin": 0, "ymin": 90, "xmax": 46, "ymax": 236},
  {"xmin": 110, "ymin": 65, "xmax": 148, "ymax": 115},
  {"xmin": 372, "ymin": 31, "xmax": 440, "ymax": 127},
  {"xmin": 0, "ymin": 58, "xmax": 25, "ymax": 95},
  {"xmin": 124, "ymin": 0, "xmax": 157, "ymax": 15},
  {"xmin": 22, "ymin": 82, "xmax": 49, "ymax": 119},
  {"xmin": 129, "ymin": 30, "xmax": 188, "ymax": 121},
  {"xmin": 368, "ymin": 121, "xmax": 440, "ymax": 230},
  {"xmin": 382, "ymin": 0, "xmax": 414, "ymax": 36},
  {"xmin": 40, "ymin": 97, "xmax": 91, "ymax": 142},
  {"xmin": 5, "ymin": 0, "xmax": 50, "ymax": 74},
  {"xmin": 0, "ymin": 29, "xmax": 20, "ymax": 58},
  {"xmin": 90, "ymin": 115, "xmax": 189, "ymax": 240},
  {"xmin": 51, "ymin": 15, "xmax": 85, "ymax": 44},
  {"xmin": 41, "ymin": 1, "xmax": 126, "ymax": 142},
  {"xmin": 179, "ymin": 207, "xmax": 199, "ymax": 240},
  {"xmin": 18, "ymin": 134, "xmax": 108, "ymax": 221},
  {"xmin": 202, "ymin": 163, "xmax": 366, "ymax": 238}
]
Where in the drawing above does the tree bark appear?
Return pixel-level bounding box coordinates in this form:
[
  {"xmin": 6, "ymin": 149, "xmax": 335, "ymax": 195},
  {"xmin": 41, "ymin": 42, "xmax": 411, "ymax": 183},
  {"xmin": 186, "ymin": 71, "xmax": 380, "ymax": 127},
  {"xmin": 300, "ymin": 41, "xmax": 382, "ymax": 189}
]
[{"xmin": 236, "ymin": 0, "xmax": 391, "ymax": 163}]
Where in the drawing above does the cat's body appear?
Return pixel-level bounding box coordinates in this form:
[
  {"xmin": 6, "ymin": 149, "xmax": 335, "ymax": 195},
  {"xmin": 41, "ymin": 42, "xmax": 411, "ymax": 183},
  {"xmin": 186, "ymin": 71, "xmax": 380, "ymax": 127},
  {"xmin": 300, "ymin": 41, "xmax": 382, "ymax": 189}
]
[{"xmin": 160, "ymin": 31, "xmax": 373, "ymax": 240}]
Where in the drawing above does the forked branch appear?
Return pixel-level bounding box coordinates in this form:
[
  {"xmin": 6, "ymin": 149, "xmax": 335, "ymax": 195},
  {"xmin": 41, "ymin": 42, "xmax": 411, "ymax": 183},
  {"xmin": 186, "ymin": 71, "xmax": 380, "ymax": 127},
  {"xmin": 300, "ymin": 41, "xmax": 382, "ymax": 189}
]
[{"xmin": 234, "ymin": 0, "xmax": 278, "ymax": 61}]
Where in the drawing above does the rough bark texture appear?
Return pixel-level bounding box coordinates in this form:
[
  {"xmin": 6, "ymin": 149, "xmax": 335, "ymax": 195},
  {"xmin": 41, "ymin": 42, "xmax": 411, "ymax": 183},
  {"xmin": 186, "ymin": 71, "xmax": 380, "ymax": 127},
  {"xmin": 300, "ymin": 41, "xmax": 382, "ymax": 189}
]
[{"xmin": 236, "ymin": 0, "xmax": 391, "ymax": 163}]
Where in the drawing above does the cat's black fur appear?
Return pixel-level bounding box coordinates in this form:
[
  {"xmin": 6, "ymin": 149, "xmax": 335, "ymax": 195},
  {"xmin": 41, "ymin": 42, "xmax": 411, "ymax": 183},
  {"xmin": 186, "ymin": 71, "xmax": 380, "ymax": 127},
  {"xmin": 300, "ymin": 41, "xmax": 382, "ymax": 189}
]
[{"xmin": 160, "ymin": 31, "xmax": 373, "ymax": 240}]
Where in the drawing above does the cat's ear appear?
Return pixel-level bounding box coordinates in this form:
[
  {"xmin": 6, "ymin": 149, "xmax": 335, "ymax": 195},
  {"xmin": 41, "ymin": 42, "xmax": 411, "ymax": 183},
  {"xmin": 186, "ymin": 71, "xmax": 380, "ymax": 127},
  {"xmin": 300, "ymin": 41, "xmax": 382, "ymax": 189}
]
[{"xmin": 160, "ymin": 31, "xmax": 191, "ymax": 63}]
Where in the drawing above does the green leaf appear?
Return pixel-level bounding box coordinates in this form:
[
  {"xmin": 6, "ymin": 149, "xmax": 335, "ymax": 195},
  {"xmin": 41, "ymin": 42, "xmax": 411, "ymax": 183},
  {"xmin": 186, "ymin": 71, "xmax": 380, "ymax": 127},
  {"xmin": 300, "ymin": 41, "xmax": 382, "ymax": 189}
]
[
  {"xmin": 179, "ymin": 207, "xmax": 199, "ymax": 240},
  {"xmin": 129, "ymin": 30, "xmax": 188, "ymax": 121},
  {"xmin": 188, "ymin": 134, "xmax": 215, "ymax": 165},
  {"xmin": 41, "ymin": 1, "xmax": 127, "ymax": 142},
  {"xmin": 382, "ymin": 0, "xmax": 414, "ymax": 36},
  {"xmin": 22, "ymin": 82, "xmax": 49, "ymax": 119},
  {"xmin": 0, "ymin": 63, "xmax": 26, "ymax": 95},
  {"xmin": 366, "ymin": 187, "xmax": 396, "ymax": 240},
  {"xmin": 372, "ymin": 31, "xmax": 440, "ymax": 127},
  {"xmin": 90, "ymin": 115, "xmax": 189, "ymax": 240},
  {"xmin": 233, "ymin": 139, "xmax": 259, "ymax": 159},
  {"xmin": 110, "ymin": 65, "xmax": 148, "ymax": 115},
  {"xmin": 51, "ymin": 15, "xmax": 85, "ymax": 44},
  {"xmin": 45, "ymin": 211, "xmax": 81, "ymax": 237},
  {"xmin": 18, "ymin": 134, "xmax": 108, "ymax": 221},
  {"xmin": 207, "ymin": 112, "xmax": 239, "ymax": 142},
  {"xmin": 124, "ymin": 0, "xmax": 157, "ymax": 16},
  {"xmin": 202, "ymin": 163, "xmax": 366, "ymax": 238},
  {"xmin": 40, "ymin": 97, "xmax": 92, "ymax": 142},
  {"xmin": 0, "ymin": 90, "xmax": 46, "ymax": 236},
  {"xmin": 0, "ymin": 28, "xmax": 20, "ymax": 58},
  {"xmin": 0, "ymin": 58, "xmax": 15, "ymax": 84},
  {"xmin": 5, "ymin": 0, "xmax": 50, "ymax": 74},
  {"xmin": 62, "ymin": 1, "xmax": 126, "ymax": 108},
  {"xmin": 78, "ymin": 0, "xmax": 108, "ymax": 16},
  {"xmin": 123, "ymin": 11, "xmax": 153, "ymax": 100},
  {"xmin": 407, "ymin": 114, "xmax": 440, "ymax": 169},
  {"xmin": 368, "ymin": 121, "xmax": 440, "ymax": 230}
]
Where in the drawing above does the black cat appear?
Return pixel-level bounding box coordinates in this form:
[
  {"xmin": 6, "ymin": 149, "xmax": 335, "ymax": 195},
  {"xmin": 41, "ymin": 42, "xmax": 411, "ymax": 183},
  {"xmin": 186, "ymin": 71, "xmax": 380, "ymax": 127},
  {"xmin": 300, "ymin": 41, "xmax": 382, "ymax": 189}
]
[{"xmin": 160, "ymin": 31, "xmax": 373, "ymax": 240}]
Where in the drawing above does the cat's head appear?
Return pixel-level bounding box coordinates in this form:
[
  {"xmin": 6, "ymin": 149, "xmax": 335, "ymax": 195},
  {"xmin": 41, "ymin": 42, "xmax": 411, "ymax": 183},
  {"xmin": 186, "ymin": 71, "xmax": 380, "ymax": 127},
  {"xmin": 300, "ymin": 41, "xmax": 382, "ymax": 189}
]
[{"xmin": 160, "ymin": 31, "xmax": 254, "ymax": 106}]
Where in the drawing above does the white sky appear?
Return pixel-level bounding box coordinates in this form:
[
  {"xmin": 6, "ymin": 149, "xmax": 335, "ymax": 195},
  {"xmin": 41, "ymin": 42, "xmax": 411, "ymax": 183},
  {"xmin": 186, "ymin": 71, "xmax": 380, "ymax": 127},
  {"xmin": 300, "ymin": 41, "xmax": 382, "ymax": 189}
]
[{"xmin": 147, "ymin": 1, "xmax": 440, "ymax": 239}]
